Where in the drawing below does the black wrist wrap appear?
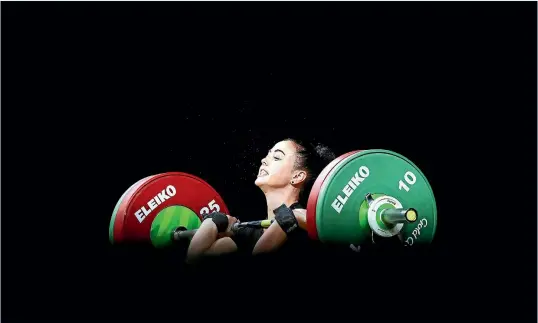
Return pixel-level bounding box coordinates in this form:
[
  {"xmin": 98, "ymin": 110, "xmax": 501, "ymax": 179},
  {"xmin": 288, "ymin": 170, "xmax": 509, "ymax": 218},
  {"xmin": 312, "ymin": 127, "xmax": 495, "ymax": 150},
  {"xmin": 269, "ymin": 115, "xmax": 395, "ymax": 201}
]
[
  {"xmin": 203, "ymin": 212, "xmax": 229, "ymax": 233},
  {"xmin": 273, "ymin": 204, "xmax": 299, "ymax": 235}
]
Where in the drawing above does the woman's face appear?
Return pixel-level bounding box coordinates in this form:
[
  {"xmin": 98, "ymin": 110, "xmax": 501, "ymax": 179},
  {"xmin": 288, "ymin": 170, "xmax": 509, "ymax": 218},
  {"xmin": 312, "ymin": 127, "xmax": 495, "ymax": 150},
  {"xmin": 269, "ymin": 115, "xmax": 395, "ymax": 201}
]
[{"xmin": 255, "ymin": 140, "xmax": 302, "ymax": 190}]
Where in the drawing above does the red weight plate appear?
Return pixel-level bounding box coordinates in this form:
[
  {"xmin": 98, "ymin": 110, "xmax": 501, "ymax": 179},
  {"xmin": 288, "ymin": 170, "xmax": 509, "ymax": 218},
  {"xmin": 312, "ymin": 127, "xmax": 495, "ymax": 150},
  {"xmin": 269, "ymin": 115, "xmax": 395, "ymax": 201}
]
[
  {"xmin": 306, "ymin": 150, "xmax": 362, "ymax": 240},
  {"xmin": 112, "ymin": 175, "xmax": 157, "ymax": 243},
  {"xmin": 116, "ymin": 172, "xmax": 229, "ymax": 243}
]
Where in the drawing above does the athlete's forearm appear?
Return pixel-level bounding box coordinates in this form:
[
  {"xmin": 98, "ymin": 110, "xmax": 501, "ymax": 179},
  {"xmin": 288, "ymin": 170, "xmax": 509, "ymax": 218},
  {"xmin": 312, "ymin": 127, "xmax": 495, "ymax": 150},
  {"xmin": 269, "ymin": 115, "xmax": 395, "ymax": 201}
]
[
  {"xmin": 186, "ymin": 219, "xmax": 219, "ymax": 263},
  {"xmin": 252, "ymin": 208, "xmax": 307, "ymax": 255},
  {"xmin": 252, "ymin": 221, "xmax": 287, "ymax": 255}
]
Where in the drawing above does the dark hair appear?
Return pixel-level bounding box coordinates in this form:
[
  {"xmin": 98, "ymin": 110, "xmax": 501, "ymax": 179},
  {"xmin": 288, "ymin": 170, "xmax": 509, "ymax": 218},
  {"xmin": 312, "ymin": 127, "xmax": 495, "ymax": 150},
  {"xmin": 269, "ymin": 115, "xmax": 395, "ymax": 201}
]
[{"xmin": 285, "ymin": 138, "xmax": 337, "ymax": 204}]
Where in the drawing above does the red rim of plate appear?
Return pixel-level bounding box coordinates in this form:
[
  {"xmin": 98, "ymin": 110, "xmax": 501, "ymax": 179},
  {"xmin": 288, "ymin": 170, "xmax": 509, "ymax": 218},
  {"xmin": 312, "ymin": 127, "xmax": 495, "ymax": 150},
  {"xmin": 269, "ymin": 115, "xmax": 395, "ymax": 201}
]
[
  {"xmin": 111, "ymin": 175, "xmax": 157, "ymax": 244},
  {"xmin": 306, "ymin": 150, "xmax": 362, "ymax": 240}
]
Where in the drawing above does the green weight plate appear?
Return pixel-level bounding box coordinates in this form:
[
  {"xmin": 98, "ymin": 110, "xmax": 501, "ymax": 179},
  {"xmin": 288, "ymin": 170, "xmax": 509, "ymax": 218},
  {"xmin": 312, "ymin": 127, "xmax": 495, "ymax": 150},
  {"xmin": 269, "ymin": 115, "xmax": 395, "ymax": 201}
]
[
  {"xmin": 150, "ymin": 205, "xmax": 201, "ymax": 248},
  {"xmin": 316, "ymin": 150, "xmax": 437, "ymax": 246}
]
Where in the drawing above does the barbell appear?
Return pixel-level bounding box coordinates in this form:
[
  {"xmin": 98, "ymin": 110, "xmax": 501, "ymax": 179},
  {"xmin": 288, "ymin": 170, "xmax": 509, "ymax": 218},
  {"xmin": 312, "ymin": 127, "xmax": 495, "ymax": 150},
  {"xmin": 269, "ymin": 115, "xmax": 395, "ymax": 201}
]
[{"xmin": 109, "ymin": 149, "xmax": 437, "ymax": 249}]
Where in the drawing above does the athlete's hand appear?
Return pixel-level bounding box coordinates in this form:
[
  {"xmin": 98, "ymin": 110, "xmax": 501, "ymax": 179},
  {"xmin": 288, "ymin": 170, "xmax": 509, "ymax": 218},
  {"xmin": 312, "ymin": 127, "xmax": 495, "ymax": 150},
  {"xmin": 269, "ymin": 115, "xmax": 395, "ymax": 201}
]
[{"xmin": 218, "ymin": 215, "xmax": 239, "ymax": 238}]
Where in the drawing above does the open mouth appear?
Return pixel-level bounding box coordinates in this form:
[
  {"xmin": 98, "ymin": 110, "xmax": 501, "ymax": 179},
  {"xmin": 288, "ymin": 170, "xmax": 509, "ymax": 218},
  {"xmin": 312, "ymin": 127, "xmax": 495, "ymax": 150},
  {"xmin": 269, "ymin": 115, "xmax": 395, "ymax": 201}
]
[{"xmin": 258, "ymin": 169, "xmax": 269, "ymax": 177}]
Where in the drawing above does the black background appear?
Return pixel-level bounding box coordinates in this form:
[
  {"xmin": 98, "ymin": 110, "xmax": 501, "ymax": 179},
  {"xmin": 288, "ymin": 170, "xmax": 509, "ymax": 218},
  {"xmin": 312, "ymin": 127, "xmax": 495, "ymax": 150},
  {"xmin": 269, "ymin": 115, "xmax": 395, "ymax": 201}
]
[{"xmin": 2, "ymin": 2, "xmax": 536, "ymax": 322}]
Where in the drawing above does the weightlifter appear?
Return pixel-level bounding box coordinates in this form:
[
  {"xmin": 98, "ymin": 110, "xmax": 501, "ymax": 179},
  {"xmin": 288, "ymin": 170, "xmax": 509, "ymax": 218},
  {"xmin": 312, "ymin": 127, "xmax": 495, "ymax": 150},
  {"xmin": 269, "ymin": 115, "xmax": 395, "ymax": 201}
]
[{"xmin": 185, "ymin": 138, "xmax": 336, "ymax": 264}]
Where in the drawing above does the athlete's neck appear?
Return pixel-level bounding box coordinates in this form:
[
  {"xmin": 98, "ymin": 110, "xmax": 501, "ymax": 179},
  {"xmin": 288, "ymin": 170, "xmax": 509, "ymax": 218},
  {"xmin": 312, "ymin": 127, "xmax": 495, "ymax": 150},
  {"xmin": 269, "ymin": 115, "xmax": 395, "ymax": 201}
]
[{"xmin": 264, "ymin": 188, "xmax": 300, "ymax": 220}]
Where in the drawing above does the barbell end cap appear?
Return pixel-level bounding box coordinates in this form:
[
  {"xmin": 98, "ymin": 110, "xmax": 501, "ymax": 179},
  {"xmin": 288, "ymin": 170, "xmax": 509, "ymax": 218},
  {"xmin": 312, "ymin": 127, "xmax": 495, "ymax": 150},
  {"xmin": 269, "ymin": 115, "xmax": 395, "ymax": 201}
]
[{"xmin": 405, "ymin": 208, "xmax": 418, "ymax": 223}]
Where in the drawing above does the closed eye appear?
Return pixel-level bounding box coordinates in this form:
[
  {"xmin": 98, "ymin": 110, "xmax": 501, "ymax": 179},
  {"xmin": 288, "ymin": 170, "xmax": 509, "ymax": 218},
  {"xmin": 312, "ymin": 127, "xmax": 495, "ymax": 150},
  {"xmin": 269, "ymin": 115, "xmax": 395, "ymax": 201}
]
[
  {"xmin": 270, "ymin": 149, "xmax": 285, "ymax": 161},
  {"xmin": 273, "ymin": 152, "xmax": 284, "ymax": 160}
]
